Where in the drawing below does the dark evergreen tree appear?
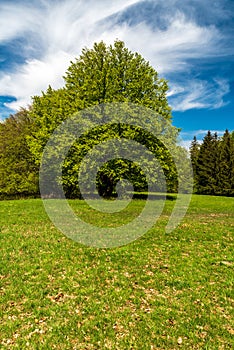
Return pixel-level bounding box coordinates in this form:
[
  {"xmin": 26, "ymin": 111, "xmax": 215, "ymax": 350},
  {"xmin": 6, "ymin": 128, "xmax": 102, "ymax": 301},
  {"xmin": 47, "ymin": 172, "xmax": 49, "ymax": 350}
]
[
  {"xmin": 189, "ymin": 136, "xmax": 200, "ymax": 192},
  {"xmin": 231, "ymin": 132, "xmax": 234, "ymax": 192},
  {"xmin": 195, "ymin": 131, "xmax": 218, "ymax": 195},
  {"xmin": 216, "ymin": 129, "xmax": 234, "ymax": 196},
  {"xmin": 190, "ymin": 136, "xmax": 200, "ymax": 173}
]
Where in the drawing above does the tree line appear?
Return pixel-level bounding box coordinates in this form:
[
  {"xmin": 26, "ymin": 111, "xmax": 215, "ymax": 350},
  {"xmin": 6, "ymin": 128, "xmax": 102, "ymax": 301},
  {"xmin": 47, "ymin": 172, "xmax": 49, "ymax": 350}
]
[
  {"xmin": 190, "ymin": 130, "xmax": 234, "ymax": 196},
  {"xmin": 0, "ymin": 40, "xmax": 233, "ymax": 199}
]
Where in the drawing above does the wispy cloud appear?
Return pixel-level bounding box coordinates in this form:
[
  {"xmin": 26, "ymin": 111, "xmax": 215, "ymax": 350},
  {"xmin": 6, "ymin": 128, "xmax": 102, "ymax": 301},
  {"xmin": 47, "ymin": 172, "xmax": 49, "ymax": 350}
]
[
  {"xmin": 0, "ymin": 0, "xmax": 140, "ymax": 109},
  {"xmin": 169, "ymin": 79, "xmax": 230, "ymax": 111},
  {"xmin": 99, "ymin": 13, "xmax": 223, "ymax": 73},
  {"xmin": 0, "ymin": 0, "xmax": 233, "ymax": 113}
]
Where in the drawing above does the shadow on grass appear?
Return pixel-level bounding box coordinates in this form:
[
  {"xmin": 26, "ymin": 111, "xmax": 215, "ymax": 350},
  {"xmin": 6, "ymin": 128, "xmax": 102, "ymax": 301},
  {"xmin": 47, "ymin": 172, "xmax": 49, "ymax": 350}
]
[{"xmin": 79, "ymin": 192, "xmax": 177, "ymax": 201}]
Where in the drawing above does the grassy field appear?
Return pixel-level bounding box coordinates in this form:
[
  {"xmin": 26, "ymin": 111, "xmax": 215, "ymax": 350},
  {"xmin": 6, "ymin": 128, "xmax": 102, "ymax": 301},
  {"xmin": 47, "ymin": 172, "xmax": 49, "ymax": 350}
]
[{"xmin": 0, "ymin": 195, "xmax": 233, "ymax": 349}]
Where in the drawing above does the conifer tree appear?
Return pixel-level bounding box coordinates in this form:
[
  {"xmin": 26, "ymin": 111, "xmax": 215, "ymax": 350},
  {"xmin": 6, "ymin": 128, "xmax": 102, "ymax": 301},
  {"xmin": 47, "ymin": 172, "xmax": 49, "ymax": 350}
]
[
  {"xmin": 216, "ymin": 129, "xmax": 234, "ymax": 195},
  {"xmin": 231, "ymin": 132, "xmax": 234, "ymax": 192},
  {"xmin": 190, "ymin": 136, "xmax": 200, "ymax": 172},
  {"xmin": 189, "ymin": 136, "xmax": 200, "ymax": 192},
  {"xmin": 196, "ymin": 131, "xmax": 218, "ymax": 194}
]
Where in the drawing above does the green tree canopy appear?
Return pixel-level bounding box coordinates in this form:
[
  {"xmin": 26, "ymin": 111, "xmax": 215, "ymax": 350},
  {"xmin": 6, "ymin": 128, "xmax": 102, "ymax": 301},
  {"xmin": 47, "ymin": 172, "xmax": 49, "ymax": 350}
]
[
  {"xmin": 28, "ymin": 86, "xmax": 70, "ymax": 164},
  {"xmin": 64, "ymin": 40, "xmax": 171, "ymax": 118},
  {"xmin": 28, "ymin": 40, "xmax": 173, "ymax": 164},
  {"xmin": 28, "ymin": 40, "xmax": 179, "ymax": 198},
  {"xmin": 0, "ymin": 109, "xmax": 39, "ymax": 198}
]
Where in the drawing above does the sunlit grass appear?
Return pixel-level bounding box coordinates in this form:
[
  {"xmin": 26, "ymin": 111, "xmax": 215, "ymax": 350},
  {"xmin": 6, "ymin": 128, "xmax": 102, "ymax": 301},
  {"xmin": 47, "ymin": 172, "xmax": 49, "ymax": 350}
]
[{"xmin": 0, "ymin": 195, "xmax": 233, "ymax": 349}]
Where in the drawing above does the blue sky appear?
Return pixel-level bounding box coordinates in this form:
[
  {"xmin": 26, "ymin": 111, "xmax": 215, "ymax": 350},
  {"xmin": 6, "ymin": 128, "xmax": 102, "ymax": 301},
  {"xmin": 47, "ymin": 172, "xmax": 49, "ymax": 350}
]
[{"xmin": 0, "ymin": 0, "xmax": 233, "ymax": 146}]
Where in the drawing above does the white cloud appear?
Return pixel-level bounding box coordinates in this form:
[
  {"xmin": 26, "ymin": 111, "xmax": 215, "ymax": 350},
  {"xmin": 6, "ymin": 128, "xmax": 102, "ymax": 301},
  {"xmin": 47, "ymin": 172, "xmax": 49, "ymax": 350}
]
[
  {"xmin": 0, "ymin": 3, "xmax": 41, "ymax": 42},
  {"xmin": 179, "ymin": 139, "xmax": 193, "ymax": 151},
  {"xmin": 0, "ymin": 0, "xmax": 141, "ymax": 109},
  {"xmin": 97, "ymin": 12, "xmax": 223, "ymax": 74},
  {"xmin": 169, "ymin": 79, "xmax": 230, "ymax": 111},
  {"xmin": 2, "ymin": 51, "xmax": 73, "ymax": 109},
  {"xmin": 0, "ymin": 0, "xmax": 232, "ymax": 112}
]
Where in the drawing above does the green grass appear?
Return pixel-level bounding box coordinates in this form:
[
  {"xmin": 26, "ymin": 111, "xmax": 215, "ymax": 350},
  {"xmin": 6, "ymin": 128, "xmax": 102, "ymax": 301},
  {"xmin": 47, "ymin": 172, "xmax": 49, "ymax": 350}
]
[{"xmin": 0, "ymin": 195, "xmax": 233, "ymax": 349}]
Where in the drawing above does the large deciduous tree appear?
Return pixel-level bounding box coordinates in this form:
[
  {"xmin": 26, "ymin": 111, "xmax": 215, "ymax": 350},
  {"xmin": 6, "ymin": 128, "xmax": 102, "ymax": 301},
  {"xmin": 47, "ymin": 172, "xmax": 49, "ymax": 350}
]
[
  {"xmin": 64, "ymin": 40, "xmax": 171, "ymax": 118},
  {"xmin": 28, "ymin": 40, "xmax": 179, "ymax": 198}
]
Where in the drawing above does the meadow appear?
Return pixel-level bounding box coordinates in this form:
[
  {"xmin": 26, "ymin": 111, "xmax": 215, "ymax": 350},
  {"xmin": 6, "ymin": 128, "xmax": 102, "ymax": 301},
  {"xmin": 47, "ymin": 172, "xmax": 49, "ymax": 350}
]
[{"xmin": 0, "ymin": 195, "xmax": 233, "ymax": 349}]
